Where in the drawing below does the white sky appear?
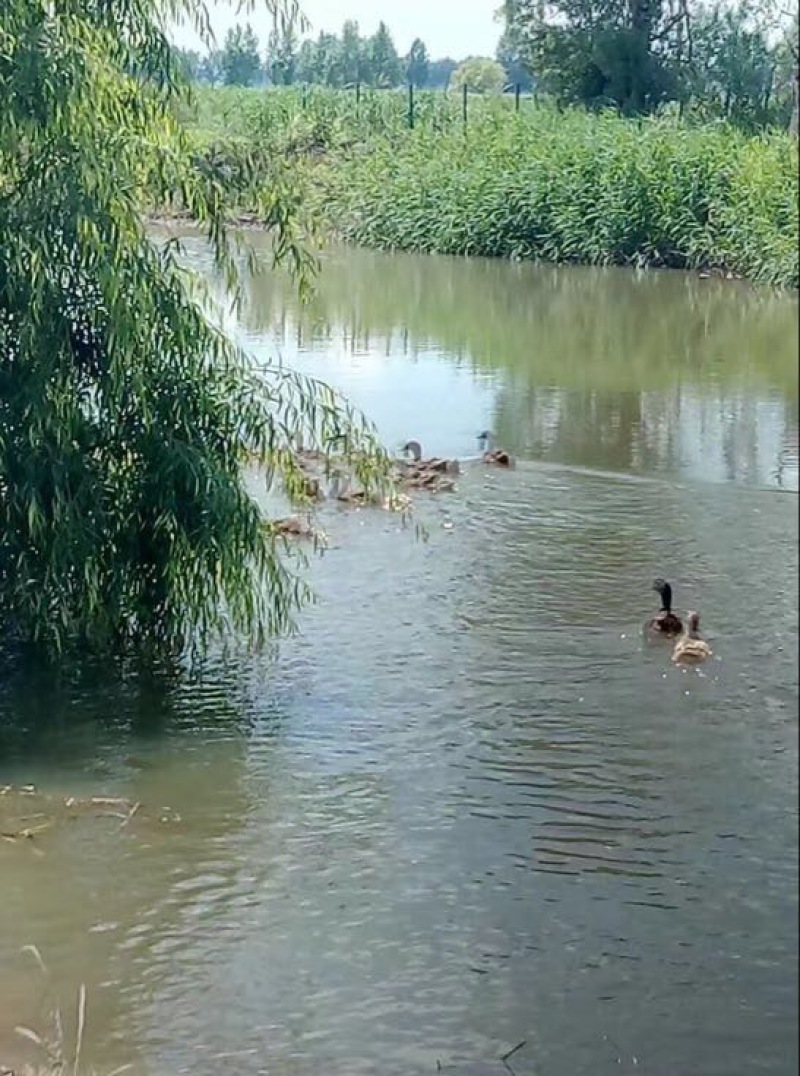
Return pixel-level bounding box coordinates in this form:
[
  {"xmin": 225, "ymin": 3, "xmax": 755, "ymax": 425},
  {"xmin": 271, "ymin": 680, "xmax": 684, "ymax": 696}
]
[{"xmin": 171, "ymin": 0, "xmax": 502, "ymax": 59}]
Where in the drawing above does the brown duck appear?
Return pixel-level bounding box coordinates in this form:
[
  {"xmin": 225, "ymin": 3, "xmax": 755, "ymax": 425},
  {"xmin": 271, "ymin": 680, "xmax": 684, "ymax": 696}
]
[
  {"xmin": 672, "ymin": 611, "xmax": 713, "ymax": 665},
  {"xmin": 271, "ymin": 516, "xmax": 315, "ymax": 538},
  {"xmin": 645, "ymin": 579, "xmax": 684, "ymax": 637},
  {"xmin": 477, "ymin": 430, "xmax": 515, "ymax": 467},
  {"xmin": 401, "ymin": 440, "xmax": 460, "ymax": 476}
]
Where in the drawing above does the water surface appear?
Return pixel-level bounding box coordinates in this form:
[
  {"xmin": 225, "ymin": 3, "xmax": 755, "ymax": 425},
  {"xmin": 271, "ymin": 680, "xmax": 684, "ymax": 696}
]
[{"xmin": 1, "ymin": 240, "xmax": 797, "ymax": 1076}]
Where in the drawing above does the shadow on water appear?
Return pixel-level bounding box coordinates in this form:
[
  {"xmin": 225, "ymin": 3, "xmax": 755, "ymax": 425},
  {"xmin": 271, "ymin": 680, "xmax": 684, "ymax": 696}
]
[
  {"xmin": 0, "ymin": 644, "xmax": 288, "ymax": 1075},
  {"xmin": 0, "ymin": 646, "xmax": 245, "ymax": 771}
]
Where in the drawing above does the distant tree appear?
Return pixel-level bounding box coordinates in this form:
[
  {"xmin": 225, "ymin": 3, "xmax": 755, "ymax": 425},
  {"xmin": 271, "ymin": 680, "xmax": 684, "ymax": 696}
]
[
  {"xmin": 173, "ymin": 47, "xmax": 203, "ymax": 81},
  {"xmin": 339, "ymin": 19, "xmax": 368, "ymax": 85},
  {"xmin": 689, "ymin": 2, "xmax": 779, "ymax": 127},
  {"xmin": 296, "ymin": 38, "xmax": 318, "ymax": 83},
  {"xmin": 368, "ymin": 21, "xmax": 402, "ymax": 87},
  {"xmin": 496, "ymin": 26, "xmax": 533, "ymax": 91},
  {"xmin": 502, "ymin": 0, "xmax": 688, "ymax": 114},
  {"xmin": 317, "ymin": 30, "xmax": 344, "ymax": 86},
  {"xmin": 220, "ymin": 23, "xmax": 262, "ymax": 87},
  {"xmin": 783, "ymin": 12, "xmax": 799, "ymax": 134},
  {"xmin": 428, "ymin": 57, "xmax": 459, "ymax": 89},
  {"xmin": 451, "ymin": 56, "xmax": 507, "ymax": 94},
  {"xmin": 405, "ymin": 37, "xmax": 430, "ymax": 87},
  {"xmin": 198, "ymin": 49, "xmax": 222, "ymax": 85},
  {"xmin": 266, "ymin": 17, "xmax": 299, "ymax": 85}
]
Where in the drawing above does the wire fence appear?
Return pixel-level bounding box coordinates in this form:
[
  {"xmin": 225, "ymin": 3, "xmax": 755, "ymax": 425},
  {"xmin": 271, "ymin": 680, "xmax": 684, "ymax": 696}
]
[{"xmin": 239, "ymin": 81, "xmax": 539, "ymax": 137}]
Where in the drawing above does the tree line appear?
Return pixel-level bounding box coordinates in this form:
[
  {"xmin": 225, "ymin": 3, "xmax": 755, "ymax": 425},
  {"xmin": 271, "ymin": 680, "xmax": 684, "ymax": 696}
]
[
  {"xmin": 176, "ymin": 2, "xmax": 799, "ymax": 130},
  {"xmin": 174, "ymin": 19, "xmax": 526, "ymax": 93}
]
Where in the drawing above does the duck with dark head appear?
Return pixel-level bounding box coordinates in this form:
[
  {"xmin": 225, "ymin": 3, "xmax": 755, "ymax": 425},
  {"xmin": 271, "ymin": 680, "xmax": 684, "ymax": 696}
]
[
  {"xmin": 645, "ymin": 578, "xmax": 684, "ymax": 637},
  {"xmin": 400, "ymin": 440, "xmax": 460, "ymax": 476},
  {"xmin": 477, "ymin": 430, "xmax": 515, "ymax": 467}
]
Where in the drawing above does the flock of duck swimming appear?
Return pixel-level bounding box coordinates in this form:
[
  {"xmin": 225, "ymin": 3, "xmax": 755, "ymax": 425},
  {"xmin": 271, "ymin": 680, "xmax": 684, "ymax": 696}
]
[
  {"xmin": 272, "ymin": 430, "xmax": 510, "ymax": 515},
  {"xmin": 272, "ymin": 435, "xmax": 714, "ymax": 668}
]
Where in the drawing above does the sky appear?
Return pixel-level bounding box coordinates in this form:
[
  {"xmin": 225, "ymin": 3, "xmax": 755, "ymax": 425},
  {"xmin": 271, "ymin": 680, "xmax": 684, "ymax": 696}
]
[{"xmin": 171, "ymin": 0, "xmax": 502, "ymax": 59}]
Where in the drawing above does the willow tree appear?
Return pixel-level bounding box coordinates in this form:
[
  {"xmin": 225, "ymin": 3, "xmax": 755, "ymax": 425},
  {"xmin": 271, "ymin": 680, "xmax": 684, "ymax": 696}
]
[{"xmin": 0, "ymin": 0, "xmax": 391, "ymax": 654}]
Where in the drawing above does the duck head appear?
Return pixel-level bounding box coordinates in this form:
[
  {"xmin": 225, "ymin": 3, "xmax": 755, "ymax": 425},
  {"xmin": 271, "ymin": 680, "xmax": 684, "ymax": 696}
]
[
  {"xmin": 686, "ymin": 610, "xmax": 701, "ymax": 633},
  {"xmin": 477, "ymin": 430, "xmax": 494, "ymax": 451},
  {"xmin": 652, "ymin": 578, "xmax": 673, "ymax": 611}
]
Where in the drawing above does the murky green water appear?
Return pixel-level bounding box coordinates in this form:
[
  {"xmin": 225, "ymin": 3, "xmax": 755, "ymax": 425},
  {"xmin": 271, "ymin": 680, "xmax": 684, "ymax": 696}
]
[{"xmin": 1, "ymin": 238, "xmax": 797, "ymax": 1076}]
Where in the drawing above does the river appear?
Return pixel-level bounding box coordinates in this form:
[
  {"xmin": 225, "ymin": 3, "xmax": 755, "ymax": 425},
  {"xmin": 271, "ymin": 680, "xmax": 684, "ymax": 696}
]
[{"xmin": 1, "ymin": 237, "xmax": 797, "ymax": 1076}]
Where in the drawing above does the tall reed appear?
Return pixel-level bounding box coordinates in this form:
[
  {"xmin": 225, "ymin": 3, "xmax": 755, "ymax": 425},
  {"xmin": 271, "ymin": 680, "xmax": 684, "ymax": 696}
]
[{"xmin": 177, "ymin": 87, "xmax": 799, "ymax": 288}]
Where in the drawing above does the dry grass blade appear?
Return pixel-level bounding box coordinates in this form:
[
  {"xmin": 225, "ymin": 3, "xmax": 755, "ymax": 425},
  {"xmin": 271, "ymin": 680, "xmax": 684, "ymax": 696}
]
[
  {"xmin": 21, "ymin": 945, "xmax": 48, "ymax": 975},
  {"xmin": 14, "ymin": 1026, "xmax": 47, "ymax": 1049},
  {"xmin": 73, "ymin": 984, "xmax": 86, "ymax": 1076},
  {"xmin": 118, "ymin": 802, "xmax": 140, "ymax": 830}
]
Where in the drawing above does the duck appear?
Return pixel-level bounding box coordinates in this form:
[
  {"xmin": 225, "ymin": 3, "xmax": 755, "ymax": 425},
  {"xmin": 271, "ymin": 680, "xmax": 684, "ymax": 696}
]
[
  {"xmin": 293, "ymin": 435, "xmax": 327, "ymax": 466},
  {"xmin": 645, "ymin": 578, "xmax": 684, "ymax": 637},
  {"xmin": 477, "ymin": 430, "xmax": 515, "ymax": 467},
  {"xmin": 672, "ymin": 611, "xmax": 713, "ymax": 665},
  {"xmin": 329, "ymin": 473, "xmax": 382, "ymax": 507},
  {"xmin": 401, "ymin": 440, "xmax": 460, "ymax": 476},
  {"xmin": 289, "ymin": 472, "xmax": 323, "ymax": 502},
  {"xmin": 271, "ymin": 516, "xmax": 316, "ymax": 538},
  {"xmin": 401, "ymin": 468, "xmax": 456, "ymax": 494}
]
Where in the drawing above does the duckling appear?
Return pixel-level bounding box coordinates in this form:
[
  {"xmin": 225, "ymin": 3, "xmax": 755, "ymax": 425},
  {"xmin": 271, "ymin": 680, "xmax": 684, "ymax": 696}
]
[
  {"xmin": 645, "ymin": 578, "xmax": 684, "ymax": 637},
  {"xmin": 401, "ymin": 469, "xmax": 456, "ymax": 494},
  {"xmin": 477, "ymin": 430, "xmax": 515, "ymax": 467},
  {"xmin": 293, "ymin": 435, "xmax": 326, "ymax": 467},
  {"xmin": 672, "ymin": 611, "xmax": 713, "ymax": 665},
  {"xmin": 271, "ymin": 516, "xmax": 315, "ymax": 538},
  {"xmin": 329, "ymin": 473, "xmax": 382, "ymax": 507},
  {"xmin": 288, "ymin": 472, "xmax": 323, "ymax": 502},
  {"xmin": 401, "ymin": 440, "xmax": 460, "ymax": 476}
]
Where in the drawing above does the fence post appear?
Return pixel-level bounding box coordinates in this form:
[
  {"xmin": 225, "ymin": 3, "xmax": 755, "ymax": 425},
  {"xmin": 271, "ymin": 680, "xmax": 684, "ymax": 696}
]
[
  {"xmin": 301, "ymin": 83, "xmax": 307, "ymax": 109},
  {"xmin": 515, "ymin": 83, "xmax": 521, "ymax": 113},
  {"xmin": 462, "ymin": 83, "xmax": 468, "ymax": 128},
  {"xmin": 355, "ymin": 81, "xmax": 361, "ymax": 113},
  {"xmin": 408, "ymin": 82, "xmax": 415, "ymax": 129}
]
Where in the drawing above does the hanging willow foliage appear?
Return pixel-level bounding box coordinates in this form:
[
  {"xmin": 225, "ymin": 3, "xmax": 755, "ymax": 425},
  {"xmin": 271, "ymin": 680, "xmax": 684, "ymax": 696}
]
[{"xmin": 0, "ymin": 0, "xmax": 392, "ymax": 654}]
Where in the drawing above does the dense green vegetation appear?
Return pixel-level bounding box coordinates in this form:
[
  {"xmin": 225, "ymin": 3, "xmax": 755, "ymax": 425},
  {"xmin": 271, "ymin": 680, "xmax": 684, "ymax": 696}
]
[
  {"xmin": 173, "ymin": 86, "xmax": 799, "ymax": 288},
  {"xmin": 0, "ymin": 1, "xmax": 389, "ymax": 655}
]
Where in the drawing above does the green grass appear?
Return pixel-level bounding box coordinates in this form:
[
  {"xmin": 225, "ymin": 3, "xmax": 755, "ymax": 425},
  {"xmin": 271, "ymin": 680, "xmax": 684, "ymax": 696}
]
[{"xmin": 174, "ymin": 86, "xmax": 799, "ymax": 289}]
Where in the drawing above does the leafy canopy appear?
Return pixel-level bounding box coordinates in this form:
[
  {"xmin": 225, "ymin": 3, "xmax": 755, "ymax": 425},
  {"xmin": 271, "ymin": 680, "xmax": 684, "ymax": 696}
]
[
  {"xmin": 220, "ymin": 22, "xmax": 262, "ymax": 86},
  {"xmin": 451, "ymin": 58, "xmax": 507, "ymax": 95},
  {"xmin": 0, "ymin": 0, "xmax": 391, "ymax": 655},
  {"xmin": 503, "ymin": 0, "xmax": 798, "ymax": 124}
]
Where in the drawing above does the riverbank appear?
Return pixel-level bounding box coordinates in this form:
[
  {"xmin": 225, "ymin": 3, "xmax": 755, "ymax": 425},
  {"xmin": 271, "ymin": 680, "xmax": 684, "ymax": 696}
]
[{"xmin": 169, "ymin": 86, "xmax": 799, "ymax": 289}]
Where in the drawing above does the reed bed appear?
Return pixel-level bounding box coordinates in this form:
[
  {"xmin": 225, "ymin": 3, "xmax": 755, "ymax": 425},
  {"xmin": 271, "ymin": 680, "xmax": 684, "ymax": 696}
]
[{"xmin": 175, "ymin": 87, "xmax": 799, "ymax": 288}]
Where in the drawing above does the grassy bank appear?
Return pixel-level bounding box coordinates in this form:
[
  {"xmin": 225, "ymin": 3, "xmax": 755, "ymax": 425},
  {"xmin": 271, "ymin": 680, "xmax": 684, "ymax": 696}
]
[{"xmin": 174, "ymin": 86, "xmax": 799, "ymax": 289}]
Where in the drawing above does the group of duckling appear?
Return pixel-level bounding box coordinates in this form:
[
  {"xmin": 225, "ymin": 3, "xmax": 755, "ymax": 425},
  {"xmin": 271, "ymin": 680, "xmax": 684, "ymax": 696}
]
[
  {"xmin": 391, "ymin": 431, "xmax": 514, "ymax": 494},
  {"xmin": 646, "ymin": 578, "xmax": 713, "ymax": 666},
  {"xmin": 272, "ymin": 431, "xmax": 513, "ymax": 536}
]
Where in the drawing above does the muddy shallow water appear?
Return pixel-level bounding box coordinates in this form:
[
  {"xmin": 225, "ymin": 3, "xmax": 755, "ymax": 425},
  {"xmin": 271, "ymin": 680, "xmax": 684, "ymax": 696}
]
[{"xmin": 0, "ymin": 240, "xmax": 797, "ymax": 1076}]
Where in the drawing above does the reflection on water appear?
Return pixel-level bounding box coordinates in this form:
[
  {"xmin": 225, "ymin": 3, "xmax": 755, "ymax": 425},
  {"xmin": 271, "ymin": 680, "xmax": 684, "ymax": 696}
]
[
  {"xmin": 228, "ymin": 238, "xmax": 799, "ymax": 492},
  {"xmin": 0, "ymin": 239, "xmax": 797, "ymax": 1076}
]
